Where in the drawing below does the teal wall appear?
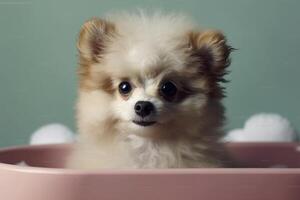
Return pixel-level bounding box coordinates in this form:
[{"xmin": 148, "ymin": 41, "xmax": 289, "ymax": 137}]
[{"xmin": 0, "ymin": 0, "xmax": 299, "ymax": 147}]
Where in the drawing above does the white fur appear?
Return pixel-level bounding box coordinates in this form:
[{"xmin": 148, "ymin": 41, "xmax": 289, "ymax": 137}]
[
  {"xmin": 224, "ymin": 113, "xmax": 297, "ymax": 142},
  {"xmin": 100, "ymin": 12, "xmax": 196, "ymax": 76}
]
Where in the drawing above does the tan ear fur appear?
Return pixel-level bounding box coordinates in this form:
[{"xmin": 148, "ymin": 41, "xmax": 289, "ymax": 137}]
[
  {"xmin": 188, "ymin": 30, "xmax": 232, "ymax": 82},
  {"xmin": 77, "ymin": 18, "xmax": 116, "ymax": 62}
]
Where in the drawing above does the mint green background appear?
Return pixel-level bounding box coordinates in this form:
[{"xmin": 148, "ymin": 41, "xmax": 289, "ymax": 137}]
[{"xmin": 0, "ymin": 0, "xmax": 299, "ymax": 147}]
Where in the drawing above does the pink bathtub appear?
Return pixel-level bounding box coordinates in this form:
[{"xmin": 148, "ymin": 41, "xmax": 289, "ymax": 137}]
[{"xmin": 0, "ymin": 143, "xmax": 300, "ymax": 200}]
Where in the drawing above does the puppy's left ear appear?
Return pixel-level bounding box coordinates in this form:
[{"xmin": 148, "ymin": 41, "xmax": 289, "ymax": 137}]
[{"xmin": 188, "ymin": 30, "xmax": 233, "ymax": 82}]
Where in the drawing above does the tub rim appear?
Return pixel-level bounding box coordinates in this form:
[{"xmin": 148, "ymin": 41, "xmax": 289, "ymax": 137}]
[{"xmin": 0, "ymin": 143, "xmax": 300, "ymax": 175}]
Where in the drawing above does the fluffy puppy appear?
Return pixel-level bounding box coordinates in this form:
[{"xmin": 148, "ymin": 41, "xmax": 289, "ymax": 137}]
[{"xmin": 67, "ymin": 12, "xmax": 232, "ymax": 169}]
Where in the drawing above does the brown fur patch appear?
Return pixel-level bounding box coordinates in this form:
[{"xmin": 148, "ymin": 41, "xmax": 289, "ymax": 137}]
[
  {"xmin": 100, "ymin": 75, "xmax": 115, "ymax": 94},
  {"xmin": 77, "ymin": 18, "xmax": 116, "ymax": 62},
  {"xmin": 78, "ymin": 68, "xmax": 115, "ymax": 94},
  {"xmin": 144, "ymin": 66, "xmax": 166, "ymax": 79},
  {"xmin": 77, "ymin": 18, "xmax": 117, "ymax": 94},
  {"xmin": 186, "ymin": 30, "xmax": 233, "ymax": 98}
]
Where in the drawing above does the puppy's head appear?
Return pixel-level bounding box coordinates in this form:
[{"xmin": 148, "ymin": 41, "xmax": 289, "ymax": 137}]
[{"xmin": 76, "ymin": 14, "xmax": 232, "ymax": 139}]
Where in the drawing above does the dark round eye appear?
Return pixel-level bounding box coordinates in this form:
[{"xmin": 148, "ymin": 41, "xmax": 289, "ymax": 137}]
[
  {"xmin": 118, "ymin": 81, "xmax": 132, "ymax": 95},
  {"xmin": 160, "ymin": 81, "xmax": 177, "ymax": 100}
]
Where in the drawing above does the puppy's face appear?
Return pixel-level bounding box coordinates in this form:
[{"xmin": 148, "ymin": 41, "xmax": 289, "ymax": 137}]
[{"xmin": 77, "ymin": 17, "xmax": 231, "ymax": 139}]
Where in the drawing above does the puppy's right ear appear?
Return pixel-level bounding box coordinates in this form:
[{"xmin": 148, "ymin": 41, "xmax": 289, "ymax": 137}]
[{"xmin": 77, "ymin": 18, "xmax": 116, "ymax": 62}]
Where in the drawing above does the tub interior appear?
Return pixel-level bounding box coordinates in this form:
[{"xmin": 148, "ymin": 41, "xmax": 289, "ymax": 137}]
[
  {"xmin": 0, "ymin": 144, "xmax": 71, "ymax": 168},
  {"xmin": 0, "ymin": 143, "xmax": 300, "ymax": 169}
]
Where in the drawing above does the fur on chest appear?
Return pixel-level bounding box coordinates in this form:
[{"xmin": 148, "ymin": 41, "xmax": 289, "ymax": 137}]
[{"xmin": 125, "ymin": 135, "xmax": 183, "ymax": 168}]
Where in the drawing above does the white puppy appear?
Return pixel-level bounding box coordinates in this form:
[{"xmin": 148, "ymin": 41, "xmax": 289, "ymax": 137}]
[{"xmin": 67, "ymin": 12, "xmax": 233, "ymax": 169}]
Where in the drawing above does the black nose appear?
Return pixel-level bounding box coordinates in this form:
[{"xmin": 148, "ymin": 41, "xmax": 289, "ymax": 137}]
[{"xmin": 134, "ymin": 101, "xmax": 154, "ymax": 117}]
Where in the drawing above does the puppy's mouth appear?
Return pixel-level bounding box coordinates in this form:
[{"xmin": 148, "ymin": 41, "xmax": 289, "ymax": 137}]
[{"xmin": 132, "ymin": 120, "xmax": 156, "ymax": 127}]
